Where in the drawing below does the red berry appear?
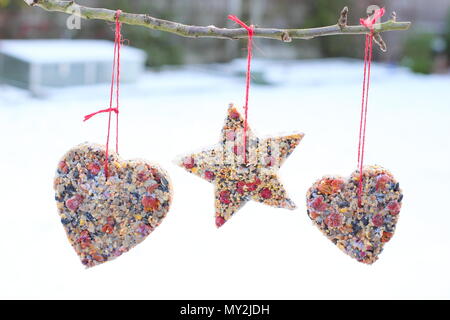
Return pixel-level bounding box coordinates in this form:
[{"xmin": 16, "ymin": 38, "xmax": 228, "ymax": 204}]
[
  {"xmin": 236, "ymin": 181, "xmax": 246, "ymax": 189},
  {"xmin": 381, "ymin": 231, "xmax": 393, "ymax": 243},
  {"xmin": 331, "ymin": 179, "xmax": 344, "ymax": 192},
  {"xmin": 246, "ymin": 182, "xmax": 257, "ymax": 192},
  {"xmin": 376, "ymin": 174, "xmax": 391, "ymax": 191},
  {"xmin": 216, "ymin": 216, "xmax": 226, "ymax": 228},
  {"xmin": 137, "ymin": 171, "xmax": 149, "ymax": 182},
  {"xmin": 309, "ymin": 196, "xmax": 328, "ymax": 212},
  {"xmin": 219, "ymin": 190, "xmax": 231, "ymax": 204},
  {"xmin": 87, "ymin": 163, "xmax": 101, "ymax": 175},
  {"xmin": 58, "ymin": 161, "xmax": 68, "ymax": 174},
  {"xmin": 66, "ymin": 195, "xmax": 83, "ymax": 211},
  {"xmin": 142, "ymin": 196, "xmax": 160, "ymax": 211},
  {"xmin": 387, "ymin": 201, "xmax": 401, "ymax": 215},
  {"xmin": 183, "ymin": 157, "xmax": 195, "ymax": 169},
  {"xmin": 204, "ymin": 171, "xmax": 215, "ymax": 181},
  {"xmin": 229, "ymin": 109, "xmax": 240, "ymax": 120},
  {"xmin": 102, "ymin": 224, "xmax": 114, "ymax": 234},
  {"xmin": 325, "ymin": 212, "xmax": 343, "ymax": 228},
  {"xmin": 260, "ymin": 188, "xmax": 272, "ymax": 199},
  {"xmin": 372, "ymin": 214, "xmax": 384, "ymax": 227},
  {"xmin": 309, "ymin": 211, "xmax": 320, "ymax": 220},
  {"xmin": 236, "ymin": 181, "xmax": 245, "ymax": 195}
]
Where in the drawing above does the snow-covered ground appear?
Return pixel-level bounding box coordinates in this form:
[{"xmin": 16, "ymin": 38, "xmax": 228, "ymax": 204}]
[{"xmin": 1, "ymin": 59, "xmax": 449, "ymax": 299}]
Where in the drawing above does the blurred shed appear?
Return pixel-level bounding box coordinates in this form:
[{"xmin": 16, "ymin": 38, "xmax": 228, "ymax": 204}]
[{"xmin": 0, "ymin": 39, "xmax": 146, "ymax": 94}]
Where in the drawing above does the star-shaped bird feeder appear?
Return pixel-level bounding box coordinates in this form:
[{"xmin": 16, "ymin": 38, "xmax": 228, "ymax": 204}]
[{"xmin": 177, "ymin": 104, "xmax": 304, "ymax": 228}]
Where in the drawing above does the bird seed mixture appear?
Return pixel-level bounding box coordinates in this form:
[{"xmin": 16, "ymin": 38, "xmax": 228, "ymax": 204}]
[
  {"xmin": 306, "ymin": 165, "xmax": 402, "ymax": 264},
  {"xmin": 54, "ymin": 143, "xmax": 172, "ymax": 268},
  {"xmin": 177, "ymin": 104, "xmax": 303, "ymax": 228}
]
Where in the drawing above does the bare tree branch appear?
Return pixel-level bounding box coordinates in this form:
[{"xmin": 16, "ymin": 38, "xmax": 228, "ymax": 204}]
[{"xmin": 23, "ymin": 0, "xmax": 411, "ymax": 50}]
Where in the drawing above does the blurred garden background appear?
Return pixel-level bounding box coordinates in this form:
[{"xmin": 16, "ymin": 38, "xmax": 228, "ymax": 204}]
[{"xmin": 1, "ymin": 0, "xmax": 449, "ymax": 73}]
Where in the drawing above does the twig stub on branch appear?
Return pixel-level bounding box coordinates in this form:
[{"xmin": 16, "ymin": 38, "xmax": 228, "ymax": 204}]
[{"xmin": 338, "ymin": 6, "xmax": 349, "ymax": 29}]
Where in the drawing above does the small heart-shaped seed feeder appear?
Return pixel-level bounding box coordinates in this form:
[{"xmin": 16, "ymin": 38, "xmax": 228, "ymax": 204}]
[
  {"xmin": 54, "ymin": 143, "xmax": 172, "ymax": 268},
  {"xmin": 306, "ymin": 165, "xmax": 402, "ymax": 264}
]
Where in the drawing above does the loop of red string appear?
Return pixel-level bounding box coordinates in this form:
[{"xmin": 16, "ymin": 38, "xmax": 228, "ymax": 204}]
[
  {"xmin": 357, "ymin": 8, "xmax": 385, "ymax": 206},
  {"xmin": 360, "ymin": 7, "xmax": 385, "ymax": 29},
  {"xmin": 228, "ymin": 15, "xmax": 254, "ymax": 164},
  {"xmin": 84, "ymin": 9, "xmax": 123, "ymax": 178}
]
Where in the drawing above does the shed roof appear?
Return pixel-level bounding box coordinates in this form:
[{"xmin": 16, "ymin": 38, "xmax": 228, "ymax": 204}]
[{"xmin": 0, "ymin": 39, "xmax": 147, "ymax": 64}]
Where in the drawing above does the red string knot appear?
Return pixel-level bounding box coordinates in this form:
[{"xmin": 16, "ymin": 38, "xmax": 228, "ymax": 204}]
[
  {"xmin": 360, "ymin": 7, "xmax": 385, "ymax": 30},
  {"xmin": 115, "ymin": 9, "xmax": 122, "ymax": 20},
  {"xmin": 228, "ymin": 15, "xmax": 255, "ymax": 36}
]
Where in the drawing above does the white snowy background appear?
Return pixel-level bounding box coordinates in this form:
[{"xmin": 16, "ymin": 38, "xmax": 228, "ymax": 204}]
[{"xmin": 0, "ymin": 59, "xmax": 449, "ymax": 299}]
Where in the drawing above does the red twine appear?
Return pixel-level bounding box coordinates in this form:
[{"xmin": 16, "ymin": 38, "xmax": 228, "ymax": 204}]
[
  {"xmin": 360, "ymin": 7, "xmax": 385, "ymax": 29},
  {"xmin": 228, "ymin": 15, "xmax": 254, "ymax": 164},
  {"xmin": 357, "ymin": 8, "xmax": 385, "ymax": 206},
  {"xmin": 84, "ymin": 9, "xmax": 123, "ymax": 178}
]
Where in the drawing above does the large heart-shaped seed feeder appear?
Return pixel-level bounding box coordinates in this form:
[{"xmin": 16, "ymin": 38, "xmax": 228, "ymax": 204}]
[
  {"xmin": 306, "ymin": 165, "xmax": 402, "ymax": 264},
  {"xmin": 54, "ymin": 143, "xmax": 172, "ymax": 268}
]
